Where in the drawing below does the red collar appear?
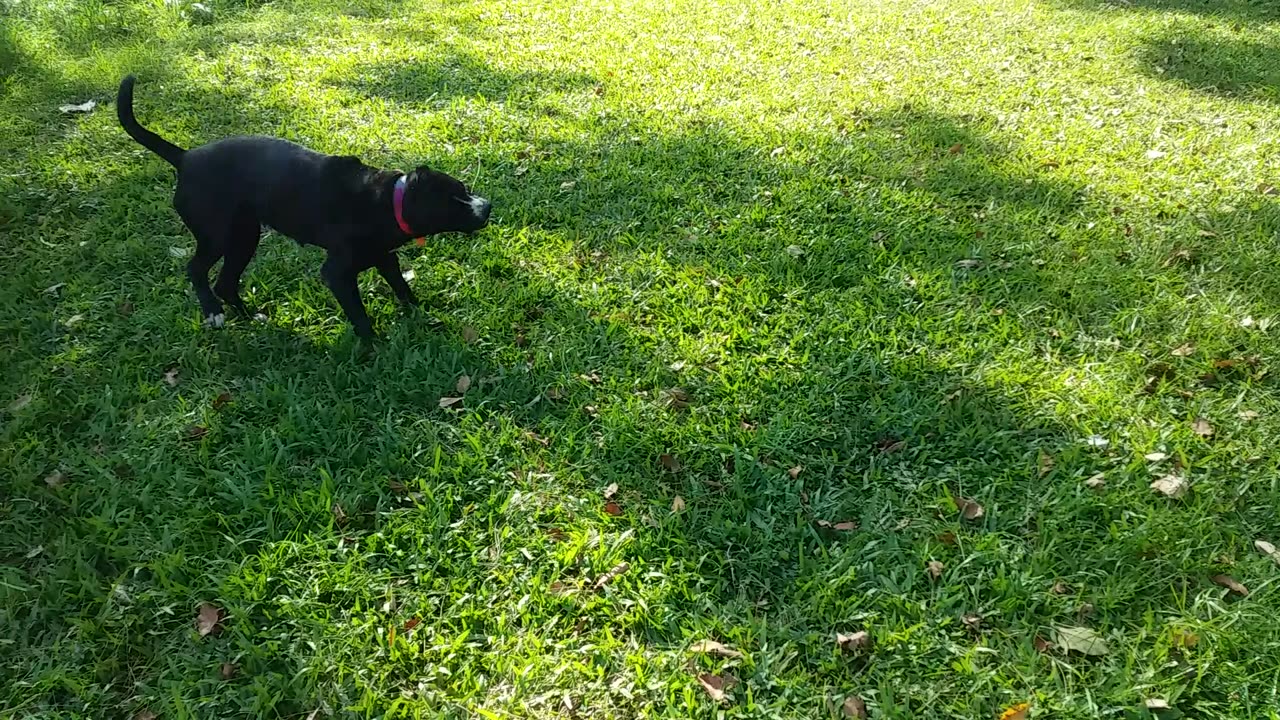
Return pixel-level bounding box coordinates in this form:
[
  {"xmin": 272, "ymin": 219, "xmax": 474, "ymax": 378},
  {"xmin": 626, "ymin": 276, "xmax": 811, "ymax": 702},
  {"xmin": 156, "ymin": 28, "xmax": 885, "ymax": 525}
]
[{"xmin": 393, "ymin": 175, "xmax": 425, "ymax": 246}]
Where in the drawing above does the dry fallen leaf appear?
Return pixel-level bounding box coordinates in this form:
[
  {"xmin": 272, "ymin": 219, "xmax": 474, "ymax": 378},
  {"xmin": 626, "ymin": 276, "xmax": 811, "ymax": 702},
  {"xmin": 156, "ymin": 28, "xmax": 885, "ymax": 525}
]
[
  {"xmin": 842, "ymin": 696, "xmax": 867, "ymax": 719},
  {"xmin": 955, "ymin": 258, "xmax": 982, "ymax": 269},
  {"xmin": 163, "ymin": 368, "xmax": 180, "ymax": 387},
  {"xmin": 788, "ymin": 465, "xmax": 803, "ymax": 479},
  {"xmin": 998, "ymin": 703, "xmax": 1030, "ymax": 720},
  {"xmin": 926, "ymin": 560, "xmax": 944, "ymax": 579},
  {"xmin": 833, "ymin": 521, "xmax": 857, "ymax": 531},
  {"xmin": 836, "ymin": 630, "xmax": 871, "ymax": 653},
  {"xmin": 1255, "ymin": 539, "xmax": 1280, "ymax": 565},
  {"xmin": 1239, "ymin": 409, "xmax": 1261, "ymax": 421},
  {"xmin": 1051, "ymin": 581, "xmax": 1071, "ymax": 595},
  {"xmin": 1192, "ymin": 417, "xmax": 1214, "ymax": 438},
  {"xmin": 1145, "ymin": 699, "xmax": 1171, "ymax": 711},
  {"xmin": 1171, "ymin": 342, "xmax": 1196, "ymax": 357},
  {"xmin": 219, "ymin": 662, "xmax": 237, "ymax": 680},
  {"xmin": 8, "ymin": 393, "xmax": 33, "ymax": 412},
  {"xmin": 548, "ymin": 581, "xmax": 575, "ymax": 596},
  {"xmin": 659, "ymin": 454, "xmax": 681, "ymax": 472},
  {"xmin": 1212, "ymin": 574, "xmax": 1249, "ymax": 596},
  {"xmin": 1144, "ymin": 452, "xmax": 1168, "ymax": 462},
  {"xmin": 44, "ymin": 470, "xmax": 67, "ymax": 489},
  {"xmin": 438, "ymin": 396, "xmax": 464, "ymax": 409},
  {"xmin": 455, "ymin": 375, "xmax": 471, "ymax": 394},
  {"xmin": 133, "ymin": 710, "xmax": 157, "ymax": 720},
  {"xmin": 1150, "ymin": 473, "xmax": 1188, "ymax": 499},
  {"xmin": 461, "ymin": 326, "xmax": 479, "ymax": 343},
  {"xmin": 196, "ymin": 602, "xmax": 223, "ymax": 637},
  {"xmin": 332, "ymin": 503, "xmax": 348, "ymax": 526},
  {"xmin": 403, "ymin": 617, "xmax": 421, "ymax": 633},
  {"xmin": 1171, "ymin": 628, "xmax": 1199, "ymax": 649},
  {"xmin": 952, "ymin": 493, "xmax": 985, "ymax": 520},
  {"xmin": 1033, "ymin": 635, "xmax": 1053, "ymax": 653},
  {"xmin": 603, "ymin": 501, "xmax": 623, "ymax": 517},
  {"xmin": 697, "ymin": 673, "xmax": 735, "ymax": 702},
  {"xmin": 212, "ymin": 392, "xmax": 232, "ymax": 410},
  {"xmin": 183, "ymin": 425, "xmax": 209, "ymax": 442},
  {"xmin": 948, "ymin": 142, "xmax": 965, "ymax": 155},
  {"xmin": 672, "ymin": 495, "xmax": 686, "ymax": 512},
  {"xmin": 1084, "ymin": 472, "xmax": 1106, "ymax": 490},
  {"xmin": 604, "ymin": 483, "xmax": 619, "ymax": 500},
  {"xmin": 961, "ymin": 613, "xmax": 982, "ymax": 631},
  {"xmin": 59, "ymin": 99, "xmax": 96, "ymax": 113},
  {"xmin": 937, "ymin": 531, "xmax": 958, "ymax": 545},
  {"xmin": 1054, "ymin": 625, "xmax": 1108, "ymax": 655},
  {"xmin": 1038, "ymin": 451, "xmax": 1055, "ymax": 477},
  {"xmin": 689, "ymin": 639, "xmax": 743, "ymax": 659}
]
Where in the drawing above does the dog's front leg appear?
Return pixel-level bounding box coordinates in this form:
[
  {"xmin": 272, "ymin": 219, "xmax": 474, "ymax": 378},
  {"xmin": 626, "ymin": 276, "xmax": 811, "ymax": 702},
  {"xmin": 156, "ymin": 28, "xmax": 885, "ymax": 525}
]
[
  {"xmin": 320, "ymin": 252, "xmax": 375, "ymax": 340},
  {"xmin": 374, "ymin": 253, "xmax": 418, "ymax": 308}
]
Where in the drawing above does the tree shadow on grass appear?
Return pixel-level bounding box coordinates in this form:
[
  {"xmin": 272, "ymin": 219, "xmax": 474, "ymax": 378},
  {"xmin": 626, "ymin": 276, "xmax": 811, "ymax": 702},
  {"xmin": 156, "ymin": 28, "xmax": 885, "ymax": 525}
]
[
  {"xmin": 1059, "ymin": 0, "xmax": 1280, "ymax": 21},
  {"xmin": 1138, "ymin": 29, "xmax": 1280, "ymax": 104},
  {"xmin": 335, "ymin": 51, "xmax": 597, "ymax": 106}
]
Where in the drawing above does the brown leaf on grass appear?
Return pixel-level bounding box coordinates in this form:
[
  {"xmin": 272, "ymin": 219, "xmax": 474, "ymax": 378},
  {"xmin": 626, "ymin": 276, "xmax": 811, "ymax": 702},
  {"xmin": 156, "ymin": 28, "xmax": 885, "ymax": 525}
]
[
  {"xmin": 1171, "ymin": 628, "xmax": 1199, "ymax": 649},
  {"xmin": 461, "ymin": 326, "xmax": 479, "ymax": 344},
  {"xmin": 697, "ymin": 672, "xmax": 736, "ymax": 702},
  {"xmin": 594, "ymin": 562, "xmax": 630, "ymax": 590},
  {"xmin": 603, "ymin": 501, "xmax": 623, "ymax": 516},
  {"xmin": 455, "ymin": 375, "xmax": 472, "ymax": 394},
  {"xmin": 332, "ymin": 503, "xmax": 348, "ymax": 526},
  {"xmin": 665, "ymin": 387, "xmax": 690, "ymax": 409},
  {"xmin": 659, "ymin": 454, "xmax": 681, "ymax": 472},
  {"xmin": 544, "ymin": 387, "xmax": 565, "ymax": 401},
  {"xmin": 196, "ymin": 602, "xmax": 223, "ymax": 637},
  {"xmin": 1033, "ymin": 635, "xmax": 1053, "ymax": 653},
  {"xmin": 1171, "ymin": 342, "xmax": 1196, "ymax": 357},
  {"xmin": 1192, "ymin": 417, "xmax": 1214, "ymax": 438},
  {"xmin": 926, "ymin": 560, "xmax": 944, "ymax": 579},
  {"xmin": 1212, "ymin": 574, "xmax": 1249, "ymax": 596},
  {"xmin": 1239, "ymin": 409, "xmax": 1261, "ymax": 421},
  {"xmin": 817, "ymin": 519, "xmax": 857, "ymax": 531},
  {"xmin": 689, "ymin": 639, "xmax": 743, "ymax": 659},
  {"xmin": 836, "ymin": 630, "xmax": 871, "ymax": 653},
  {"xmin": 672, "ymin": 495, "xmax": 686, "ymax": 512},
  {"xmin": 44, "ymin": 470, "xmax": 67, "ymax": 489},
  {"xmin": 952, "ymin": 493, "xmax": 984, "ymax": 520},
  {"xmin": 163, "ymin": 368, "xmax": 180, "ymax": 387},
  {"xmin": 1150, "ymin": 473, "xmax": 1188, "ymax": 499},
  {"xmin": 182, "ymin": 425, "xmax": 208, "ymax": 442},
  {"xmin": 878, "ymin": 438, "xmax": 907, "ymax": 454},
  {"xmin": 219, "ymin": 662, "xmax": 237, "ymax": 680},
  {"xmin": 134, "ymin": 710, "xmax": 157, "ymax": 720},
  {"xmin": 388, "ymin": 480, "xmax": 408, "ymax": 495},
  {"xmin": 212, "ymin": 392, "xmax": 232, "ymax": 410},
  {"xmin": 546, "ymin": 527, "xmax": 567, "ymax": 542},
  {"xmin": 842, "ymin": 696, "xmax": 868, "ymax": 719},
  {"xmin": 788, "ymin": 465, "xmax": 803, "ymax": 479},
  {"xmin": 548, "ymin": 581, "xmax": 576, "ymax": 596},
  {"xmin": 937, "ymin": 531, "xmax": 958, "ymax": 545},
  {"xmin": 948, "ymin": 143, "xmax": 965, "ymax": 155},
  {"xmin": 1084, "ymin": 473, "xmax": 1106, "ymax": 490},
  {"xmin": 1038, "ymin": 451, "xmax": 1054, "ymax": 477},
  {"xmin": 604, "ymin": 483, "xmax": 619, "ymax": 500},
  {"xmin": 438, "ymin": 396, "xmax": 464, "ymax": 409},
  {"xmin": 1145, "ymin": 699, "xmax": 1171, "ymax": 711},
  {"xmin": 961, "ymin": 613, "xmax": 982, "ymax": 632},
  {"xmin": 1144, "ymin": 452, "xmax": 1168, "ymax": 462},
  {"xmin": 1051, "ymin": 581, "xmax": 1071, "ymax": 595}
]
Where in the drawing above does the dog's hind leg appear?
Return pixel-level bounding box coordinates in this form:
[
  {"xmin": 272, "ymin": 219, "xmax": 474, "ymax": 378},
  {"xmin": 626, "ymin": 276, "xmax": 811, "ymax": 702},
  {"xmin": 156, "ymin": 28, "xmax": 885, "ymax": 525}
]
[
  {"xmin": 213, "ymin": 213, "xmax": 262, "ymax": 317},
  {"xmin": 175, "ymin": 195, "xmax": 229, "ymax": 327}
]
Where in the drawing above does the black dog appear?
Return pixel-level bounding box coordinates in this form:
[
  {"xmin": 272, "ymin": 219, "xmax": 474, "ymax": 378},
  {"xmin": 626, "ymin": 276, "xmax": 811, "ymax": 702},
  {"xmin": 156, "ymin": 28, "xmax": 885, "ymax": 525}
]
[{"xmin": 117, "ymin": 74, "xmax": 491, "ymax": 339}]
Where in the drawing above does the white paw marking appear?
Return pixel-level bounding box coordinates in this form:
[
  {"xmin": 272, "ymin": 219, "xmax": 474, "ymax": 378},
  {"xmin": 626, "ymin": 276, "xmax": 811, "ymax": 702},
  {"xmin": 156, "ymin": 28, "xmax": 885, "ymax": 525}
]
[{"xmin": 204, "ymin": 313, "xmax": 225, "ymax": 328}]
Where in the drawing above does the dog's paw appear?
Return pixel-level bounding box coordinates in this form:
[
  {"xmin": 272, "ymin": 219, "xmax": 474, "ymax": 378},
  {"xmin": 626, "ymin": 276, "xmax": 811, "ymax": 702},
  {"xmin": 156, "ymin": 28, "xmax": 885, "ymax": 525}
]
[{"xmin": 203, "ymin": 313, "xmax": 226, "ymax": 328}]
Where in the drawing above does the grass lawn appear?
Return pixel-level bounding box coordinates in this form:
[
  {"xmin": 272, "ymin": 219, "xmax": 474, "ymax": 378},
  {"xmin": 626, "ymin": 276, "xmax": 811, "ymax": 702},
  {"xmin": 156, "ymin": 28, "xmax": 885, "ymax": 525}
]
[{"xmin": 5, "ymin": 0, "xmax": 1280, "ymax": 716}]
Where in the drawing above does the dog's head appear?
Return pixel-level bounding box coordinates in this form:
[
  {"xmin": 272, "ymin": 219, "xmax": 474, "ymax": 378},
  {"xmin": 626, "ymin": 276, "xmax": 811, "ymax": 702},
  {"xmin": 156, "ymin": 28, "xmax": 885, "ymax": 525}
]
[{"xmin": 400, "ymin": 166, "xmax": 491, "ymax": 235}]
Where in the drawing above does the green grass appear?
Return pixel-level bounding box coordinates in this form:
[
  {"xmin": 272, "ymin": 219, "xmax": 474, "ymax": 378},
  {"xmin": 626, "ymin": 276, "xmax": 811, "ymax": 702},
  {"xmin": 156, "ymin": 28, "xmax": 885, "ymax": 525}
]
[{"xmin": 4, "ymin": 0, "xmax": 1280, "ymax": 717}]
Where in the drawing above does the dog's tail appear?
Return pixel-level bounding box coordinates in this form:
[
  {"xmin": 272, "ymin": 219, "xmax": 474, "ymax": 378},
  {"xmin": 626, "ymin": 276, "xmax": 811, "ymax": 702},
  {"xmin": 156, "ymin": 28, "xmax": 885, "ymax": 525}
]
[{"xmin": 117, "ymin": 75, "xmax": 186, "ymax": 168}]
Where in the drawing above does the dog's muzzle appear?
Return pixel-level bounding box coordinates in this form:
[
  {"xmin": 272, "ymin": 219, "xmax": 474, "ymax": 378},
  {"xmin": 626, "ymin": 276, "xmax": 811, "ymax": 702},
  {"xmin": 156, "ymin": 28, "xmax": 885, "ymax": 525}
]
[{"xmin": 468, "ymin": 195, "xmax": 493, "ymax": 223}]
